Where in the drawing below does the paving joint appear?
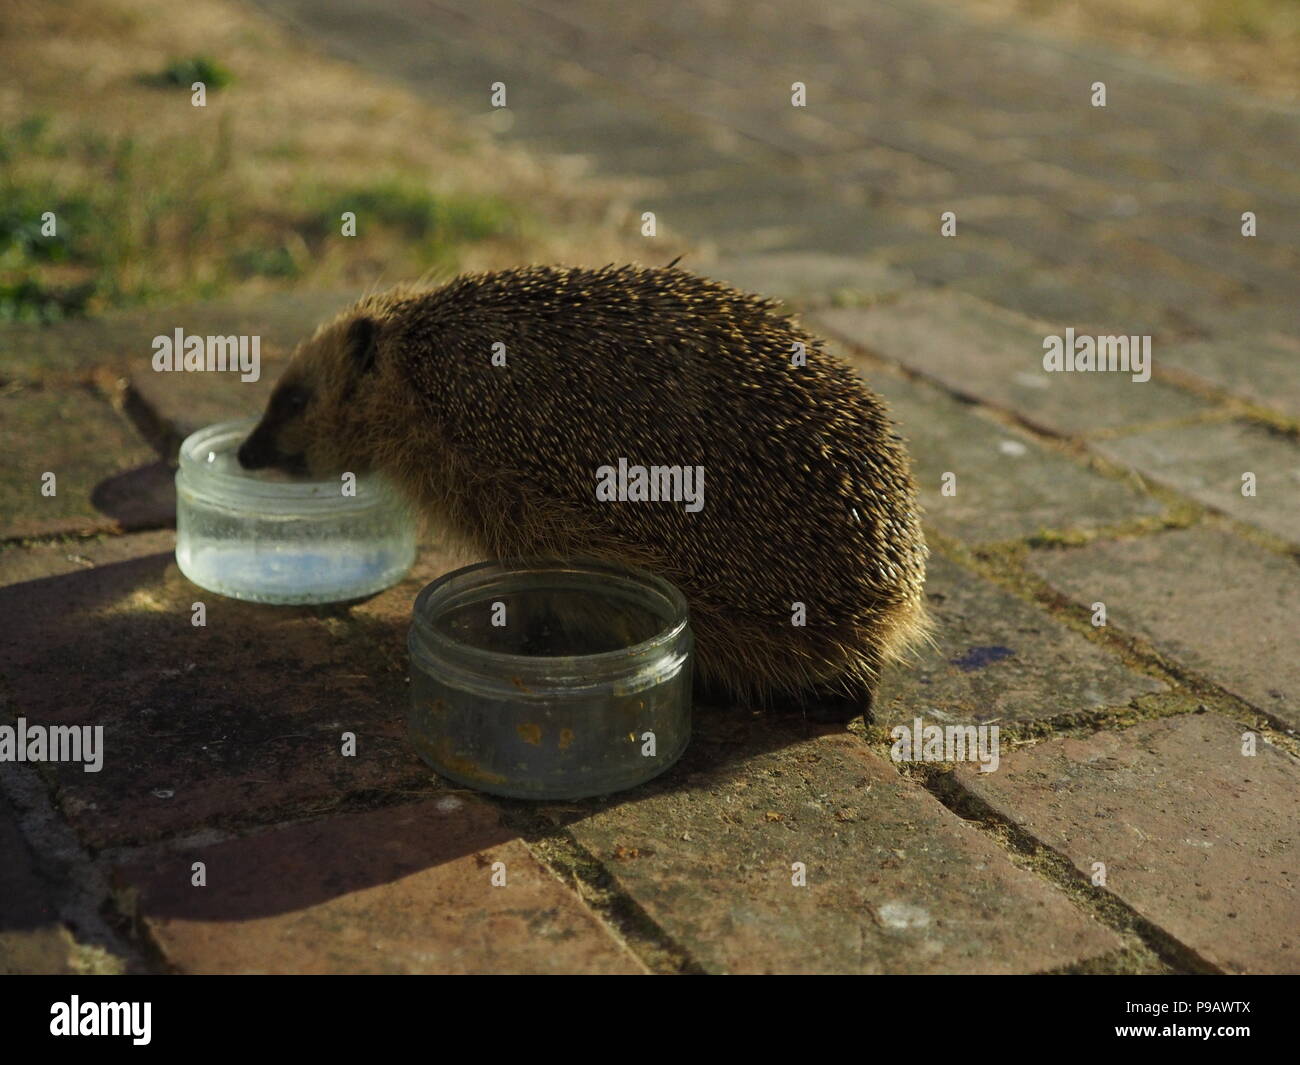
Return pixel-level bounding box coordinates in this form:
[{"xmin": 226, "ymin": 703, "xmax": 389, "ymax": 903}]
[{"xmin": 496, "ymin": 802, "xmax": 706, "ymax": 974}]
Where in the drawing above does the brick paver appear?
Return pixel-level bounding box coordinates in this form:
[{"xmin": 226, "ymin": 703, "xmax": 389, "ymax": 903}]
[
  {"xmin": 566, "ymin": 728, "xmax": 1120, "ymax": 973},
  {"xmin": 878, "ymin": 554, "xmax": 1165, "ymax": 728},
  {"xmin": 0, "ymin": 388, "xmax": 162, "ymax": 540},
  {"xmin": 1160, "ymin": 333, "xmax": 1300, "ymax": 422},
  {"xmin": 252, "ymin": 0, "xmax": 1299, "ymax": 334},
  {"xmin": 1030, "ymin": 526, "xmax": 1300, "ymax": 731},
  {"xmin": 0, "ymin": 291, "xmax": 351, "ymax": 382},
  {"xmin": 1094, "ymin": 421, "xmax": 1300, "ymax": 547},
  {"xmin": 815, "ymin": 293, "xmax": 1210, "ymax": 438},
  {"xmin": 116, "ymin": 796, "xmax": 646, "ymax": 974},
  {"xmin": 0, "ymin": 800, "xmax": 74, "ymax": 974},
  {"xmin": 710, "ymin": 253, "xmax": 912, "ymax": 308},
  {"xmin": 957, "ymin": 714, "xmax": 1299, "ymax": 974},
  {"xmin": 847, "ymin": 366, "xmax": 1167, "ymax": 544},
  {"xmin": 0, "ymin": 531, "xmax": 461, "ymax": 848}
]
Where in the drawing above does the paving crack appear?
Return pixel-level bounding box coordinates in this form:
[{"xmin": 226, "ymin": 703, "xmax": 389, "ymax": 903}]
[{"xmin": 495, "ymin": 801, "xmax": 706, "ymax": 974}]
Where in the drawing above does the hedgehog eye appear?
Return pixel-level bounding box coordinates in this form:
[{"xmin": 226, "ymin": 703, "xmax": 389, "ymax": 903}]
[{"xmin": 275, "ymin": 385, "xmax": 311, "ymax": 413}]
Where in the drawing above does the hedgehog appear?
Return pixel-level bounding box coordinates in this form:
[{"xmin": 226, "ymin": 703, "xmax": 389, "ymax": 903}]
[{"xmin": 237, "ymin": 264, "xmax": 929, "ymax": 716}]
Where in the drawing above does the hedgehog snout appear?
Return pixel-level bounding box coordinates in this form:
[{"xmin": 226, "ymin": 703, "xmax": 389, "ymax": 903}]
[
  {"xmin": 237, "ymin": 423, "xmax": 307, "ymax": 475},
  {"xmin": 236, "ymin": 425, "xmax": 274, "ymax": 469}
]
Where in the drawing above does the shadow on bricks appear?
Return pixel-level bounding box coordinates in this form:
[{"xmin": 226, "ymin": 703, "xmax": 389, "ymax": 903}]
[
  {"xmin": 89, "ymin": 461, "xmax": 178, "ymax": 531},
  {"xmin": 1, "ymin": 533, "xmax": 837, "ymax": 920}
]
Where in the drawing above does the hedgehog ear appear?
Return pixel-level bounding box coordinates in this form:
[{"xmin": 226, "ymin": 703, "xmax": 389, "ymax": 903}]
[{"xmin": 347, "ymin": 317, "xmax": 379, "ymax": 375}]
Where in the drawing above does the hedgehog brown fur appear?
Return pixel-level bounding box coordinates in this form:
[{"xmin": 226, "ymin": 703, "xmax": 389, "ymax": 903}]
[{"xmin": 238, "ymin": 264, "xmax": 930, "ymax": 710}]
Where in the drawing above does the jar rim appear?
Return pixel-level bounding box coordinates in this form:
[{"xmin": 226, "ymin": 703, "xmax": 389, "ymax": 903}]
[
  {"xmin": 177, "ymin": 418, "xmax": 394, "ymax": 511},
  {"xmin": 409, "ymin": 559, "xmax": 691, "ymax": 678}
]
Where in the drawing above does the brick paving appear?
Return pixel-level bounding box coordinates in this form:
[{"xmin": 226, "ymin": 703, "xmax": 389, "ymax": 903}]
[
  {"xmin": 957, "ymin": 714, "xmax": 1299, "ymax": 974},
  {"xmin": 115, "ymin": 797, "xmax": 646, "ymax": 974},
  {"xmin": 1, "ymin": 0, "xmax": 1296, "ymax": 972}
]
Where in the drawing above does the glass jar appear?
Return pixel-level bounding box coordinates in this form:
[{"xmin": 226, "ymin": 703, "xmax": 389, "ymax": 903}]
[
  {"xmin": 408, "ymin": 560, "xmax": 693, "ymax": 800},
  {"xmin": 175, "ymin": 419, "xmax": 417, "ymax": 604}
]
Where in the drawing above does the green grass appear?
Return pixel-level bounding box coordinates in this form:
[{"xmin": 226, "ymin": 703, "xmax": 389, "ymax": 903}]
[
  {"xmin": 312, "ymin": 178, "xmax": 521, "ymax": 248},
  {"xmin": 0, "ymin": 116, "xmax": 530, "ymax": 321},
  {"xmin": 0, "ymin": 277, "xmax": 96, "ymax": 323},
  {"xmin": 144, "ymin": 55, "xmax": 235, "ymax": 91}
]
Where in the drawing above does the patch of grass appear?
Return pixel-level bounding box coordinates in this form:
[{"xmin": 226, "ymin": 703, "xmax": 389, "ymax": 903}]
[
  {"xmin": 228, "ymin": 243, "xmax": 302, "ymax": 280},
  {"xmin": 1023, "ymin": 527, "xmax": 1094, "ymax": 549},
  {"xmin": 144, "ymin": 55, "xmax": 234, "ymax": 91},
  {"xmin": 0, "ymin": 183, "xmax": 88, "ymax": 265},
  {"xmin": 311, "ymin": 179, "xmax": 522, "ymax": 263},
  {"xmin": 0, "ymin": 118, "xmax": 244, "ymax": 313},
  {"xmin": 0, "ymin": 117, "xmax": 536, "ymax": 319},
  {"xmin": 0, "ymin": 120, "xmax": 100, "ymax": 320},
  {"xmin": 0, "ymin": 277, "xmax": 96, "ymax": 323},
  {"xmin": 0, "ymin": 0, "xmax": 652, "ymax": 323}
]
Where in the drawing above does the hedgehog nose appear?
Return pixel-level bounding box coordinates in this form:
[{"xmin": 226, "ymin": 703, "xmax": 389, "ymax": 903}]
[{"xmin": 237, "ymin": 432, "xmax": 273, "ymax": 470}]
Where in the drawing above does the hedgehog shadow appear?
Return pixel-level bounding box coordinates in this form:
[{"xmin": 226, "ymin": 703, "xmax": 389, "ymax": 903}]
[
  {"xmin": 0, "ymin": 547, "xmax": 856, "ymax": 935},
  {"xmin": 517, "ymin": 699, "xmax": 854, "ymax": 821}
]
